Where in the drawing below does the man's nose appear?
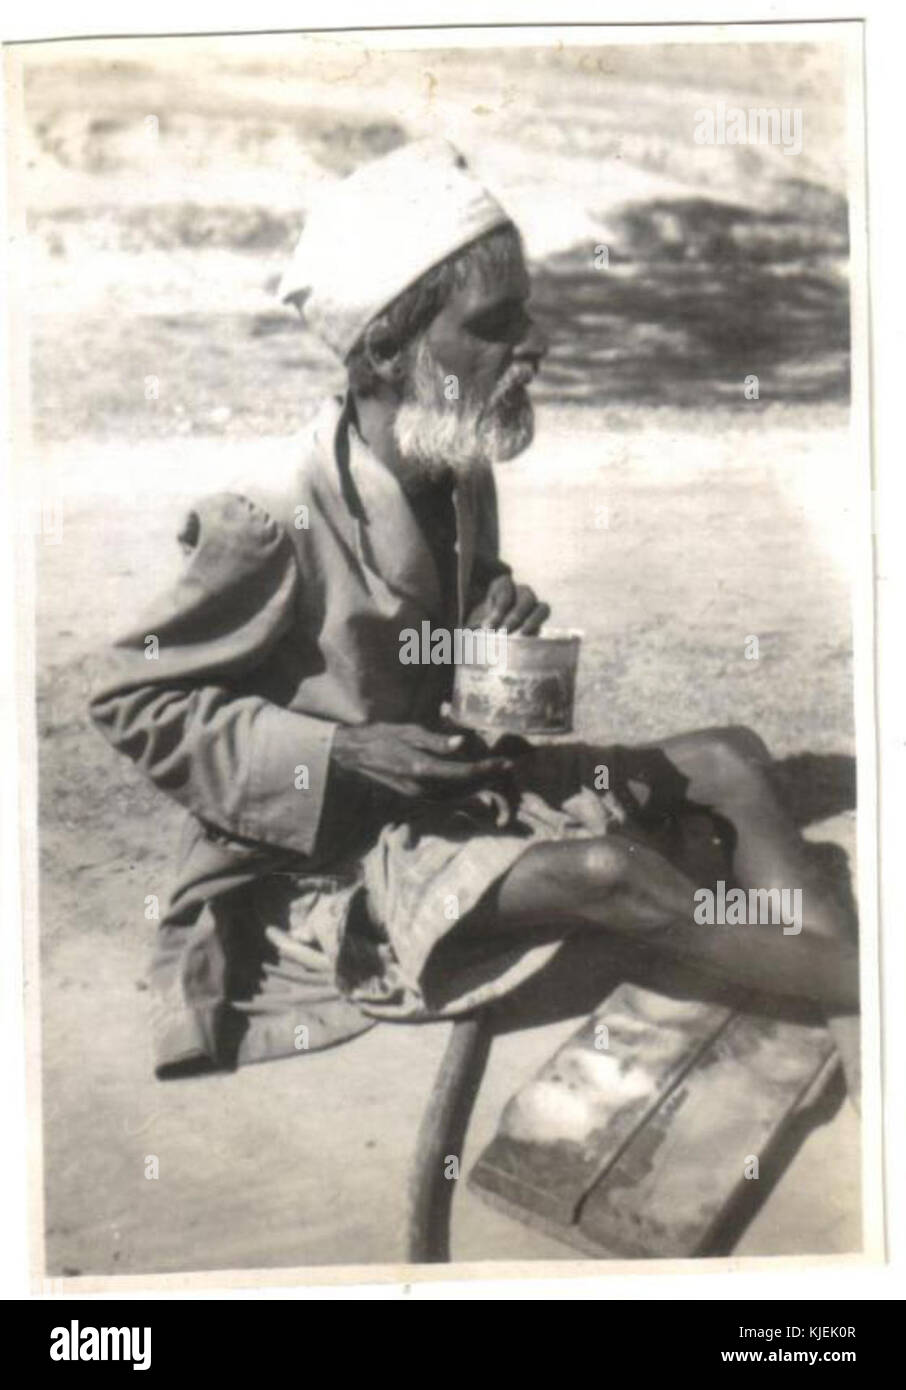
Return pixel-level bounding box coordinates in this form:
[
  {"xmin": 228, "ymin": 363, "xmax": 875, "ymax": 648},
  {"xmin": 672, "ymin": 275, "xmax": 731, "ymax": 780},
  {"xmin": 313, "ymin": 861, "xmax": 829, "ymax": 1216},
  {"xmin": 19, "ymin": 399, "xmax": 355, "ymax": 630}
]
[{"xmin": 514, "ymin": 316, "xmax": 548, "ymax": 368}]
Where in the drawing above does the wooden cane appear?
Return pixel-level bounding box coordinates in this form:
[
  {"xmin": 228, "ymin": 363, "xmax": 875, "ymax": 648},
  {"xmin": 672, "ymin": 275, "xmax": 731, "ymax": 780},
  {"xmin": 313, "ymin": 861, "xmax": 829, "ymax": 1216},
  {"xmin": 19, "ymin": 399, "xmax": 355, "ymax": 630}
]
[{"xmin": 407, "ymin": 1012, "xmax": 492, "ymax": 1263}]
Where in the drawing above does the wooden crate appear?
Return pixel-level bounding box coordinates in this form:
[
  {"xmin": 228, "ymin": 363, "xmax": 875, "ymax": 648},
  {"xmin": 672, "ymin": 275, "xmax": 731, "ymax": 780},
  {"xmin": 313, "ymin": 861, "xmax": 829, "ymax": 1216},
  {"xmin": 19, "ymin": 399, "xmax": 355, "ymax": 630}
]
[{"xmin": 469, "ymin": 982, "xmax": 838, "ymax": 1258}]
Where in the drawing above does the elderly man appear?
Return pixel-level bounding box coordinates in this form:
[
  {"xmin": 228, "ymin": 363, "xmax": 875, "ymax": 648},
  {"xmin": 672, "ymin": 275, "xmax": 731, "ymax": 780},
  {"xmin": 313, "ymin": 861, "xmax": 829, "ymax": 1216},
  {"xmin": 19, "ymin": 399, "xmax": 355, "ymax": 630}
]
[{"xmin": 90, "ymin": 139, "xmax": 859, "ymax": 1099}]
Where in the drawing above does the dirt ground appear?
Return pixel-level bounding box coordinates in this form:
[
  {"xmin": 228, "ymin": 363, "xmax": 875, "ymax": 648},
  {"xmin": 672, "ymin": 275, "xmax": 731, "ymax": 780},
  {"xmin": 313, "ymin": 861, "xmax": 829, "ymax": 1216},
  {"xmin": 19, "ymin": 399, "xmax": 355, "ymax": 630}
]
[{"xmin": 15, "ymin": 37, "xmax": 864, "ymax": 1278}]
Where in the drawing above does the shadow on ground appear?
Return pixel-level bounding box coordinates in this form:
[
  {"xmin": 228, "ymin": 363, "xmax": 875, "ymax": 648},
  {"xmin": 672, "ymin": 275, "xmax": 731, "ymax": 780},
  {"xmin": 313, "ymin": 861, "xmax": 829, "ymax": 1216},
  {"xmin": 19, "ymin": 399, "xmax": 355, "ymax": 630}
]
[{"xmin": 529, "ymin": 192, "xmax": 850, "ymax": 408}]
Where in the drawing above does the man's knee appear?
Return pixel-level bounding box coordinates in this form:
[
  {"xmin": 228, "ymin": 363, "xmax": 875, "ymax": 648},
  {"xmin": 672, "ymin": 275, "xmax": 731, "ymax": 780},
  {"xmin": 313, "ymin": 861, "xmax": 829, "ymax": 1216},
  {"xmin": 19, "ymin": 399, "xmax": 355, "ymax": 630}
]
[
  {"xmin": 664, "ymin": 724, "xmax": 771, "ymax": 804},
  {"xmin": 499, "ymin": 836, "xmax": 629, "ymax": 916},
  {"xmin": 717, "ymin": 724, "xmax": 770, "ymax": 764},
  {"xmin": 577, "ymin": 836, "xmax": 630, "ymax": 890},
  {"xmin": 700, "ymin": 725, "xmax": 769, "ymax": 773}
]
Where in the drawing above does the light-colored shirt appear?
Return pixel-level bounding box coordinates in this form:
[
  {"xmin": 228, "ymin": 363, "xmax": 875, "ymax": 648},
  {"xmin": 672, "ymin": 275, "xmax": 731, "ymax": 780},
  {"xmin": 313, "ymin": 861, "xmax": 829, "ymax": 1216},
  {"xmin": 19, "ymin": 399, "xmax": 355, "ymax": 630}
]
[{"xmin": 89, "ymin": 391, "xmax": 510, "ymax": 1074}]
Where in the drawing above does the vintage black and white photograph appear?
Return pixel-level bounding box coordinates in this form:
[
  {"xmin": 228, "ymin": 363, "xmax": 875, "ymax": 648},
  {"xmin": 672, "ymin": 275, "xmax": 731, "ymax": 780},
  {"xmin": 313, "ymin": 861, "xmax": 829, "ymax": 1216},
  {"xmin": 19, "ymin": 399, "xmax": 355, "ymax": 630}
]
[{"xmin": 6, "ymin": 20, "xmax": 880, "ymax": 1283}]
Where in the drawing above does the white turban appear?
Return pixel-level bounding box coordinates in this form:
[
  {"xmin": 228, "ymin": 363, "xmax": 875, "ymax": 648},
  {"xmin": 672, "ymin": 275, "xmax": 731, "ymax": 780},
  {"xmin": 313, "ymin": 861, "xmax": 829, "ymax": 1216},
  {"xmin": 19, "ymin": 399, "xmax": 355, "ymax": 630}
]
[{"xmin": 278, "ymin": 138, "xmax": 513, "ymax": 361}]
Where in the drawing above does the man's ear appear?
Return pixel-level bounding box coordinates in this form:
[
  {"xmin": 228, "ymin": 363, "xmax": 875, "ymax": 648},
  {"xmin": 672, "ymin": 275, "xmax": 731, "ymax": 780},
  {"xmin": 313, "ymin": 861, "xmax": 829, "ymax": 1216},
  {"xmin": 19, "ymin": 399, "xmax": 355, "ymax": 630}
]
[{"xmin": 361, "ymin": 321, "xmax": 407, "ymax": 387}]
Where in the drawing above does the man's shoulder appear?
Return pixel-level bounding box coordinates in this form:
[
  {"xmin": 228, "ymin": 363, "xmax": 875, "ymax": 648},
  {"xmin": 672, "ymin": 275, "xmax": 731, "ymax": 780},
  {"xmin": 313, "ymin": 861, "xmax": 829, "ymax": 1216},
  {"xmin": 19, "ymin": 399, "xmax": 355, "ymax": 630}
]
[{"xmin": 184, "ymin": 396, "xmax": 345, "ymax": 537}]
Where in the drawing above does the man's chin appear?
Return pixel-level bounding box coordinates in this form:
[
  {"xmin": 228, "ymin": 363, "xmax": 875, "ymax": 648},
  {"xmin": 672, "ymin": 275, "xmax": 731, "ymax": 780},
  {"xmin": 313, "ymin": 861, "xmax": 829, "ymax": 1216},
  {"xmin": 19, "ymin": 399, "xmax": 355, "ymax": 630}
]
[
  {"xmin": 484, "ymin": 394, "xmax": 535, "ymax": 463},
  {"xmin": 392, "ymin": 391, "xmax": 535, "ymax": 475}
]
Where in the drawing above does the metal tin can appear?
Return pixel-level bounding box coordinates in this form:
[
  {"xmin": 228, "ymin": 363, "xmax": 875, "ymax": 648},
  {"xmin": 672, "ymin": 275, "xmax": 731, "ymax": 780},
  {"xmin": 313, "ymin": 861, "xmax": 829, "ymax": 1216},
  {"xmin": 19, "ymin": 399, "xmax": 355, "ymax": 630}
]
[{"xmin": 450, "ymin": 629, "xmax": 582, "ymax": 735}]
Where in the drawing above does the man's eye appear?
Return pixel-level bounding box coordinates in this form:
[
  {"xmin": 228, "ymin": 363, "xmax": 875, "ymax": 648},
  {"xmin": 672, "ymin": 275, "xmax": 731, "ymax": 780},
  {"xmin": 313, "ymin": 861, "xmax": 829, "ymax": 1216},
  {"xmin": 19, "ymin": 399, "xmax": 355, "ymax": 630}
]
[{"xmin": 471, "ymin": 305, "xmax": 528, "ymax": 341}]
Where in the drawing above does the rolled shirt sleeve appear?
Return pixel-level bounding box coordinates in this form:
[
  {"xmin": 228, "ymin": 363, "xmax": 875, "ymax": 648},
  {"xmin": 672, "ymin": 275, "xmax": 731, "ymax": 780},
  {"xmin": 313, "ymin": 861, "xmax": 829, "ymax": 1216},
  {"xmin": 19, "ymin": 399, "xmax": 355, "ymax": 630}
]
[{"xmin": 89, "ymin": 491, "xmax": 336, "ymax": 858}]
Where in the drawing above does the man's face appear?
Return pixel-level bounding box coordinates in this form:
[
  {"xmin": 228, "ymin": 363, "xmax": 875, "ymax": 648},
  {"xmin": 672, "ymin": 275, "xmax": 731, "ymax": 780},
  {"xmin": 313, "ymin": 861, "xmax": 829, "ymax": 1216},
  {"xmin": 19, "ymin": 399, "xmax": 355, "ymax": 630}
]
[{"xmin": 392, "ymin": 243, "xmax": 546, "ymax": 478}]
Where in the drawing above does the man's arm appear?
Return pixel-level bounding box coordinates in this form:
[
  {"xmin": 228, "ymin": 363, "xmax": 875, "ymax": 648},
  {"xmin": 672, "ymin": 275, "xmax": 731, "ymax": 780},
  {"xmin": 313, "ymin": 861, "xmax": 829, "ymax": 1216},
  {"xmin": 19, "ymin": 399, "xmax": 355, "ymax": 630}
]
[{"xmin": 89, "ymin": 491, "xmax": 336, "ymax": 858}]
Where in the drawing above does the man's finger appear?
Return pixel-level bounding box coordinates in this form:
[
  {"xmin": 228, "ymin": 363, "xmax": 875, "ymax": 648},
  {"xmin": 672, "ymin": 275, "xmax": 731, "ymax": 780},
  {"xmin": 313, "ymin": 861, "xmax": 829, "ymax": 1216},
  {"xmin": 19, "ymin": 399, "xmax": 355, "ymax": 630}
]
[
  {"xmin": 464, "ymin": 601, "xmax": 491, "ymax": 628},
  {"xmin": 515, "ymin": 601, "xmax": 551, "ymax": 636},
  {"xmin": 501, "ymin": 588, "xmax": 542, "ymax": 632},
  {"xmin": 398, "ymin": 726, "xmax": 466, "ymax": 755},
  {"xmin": 482, "ymin": 576, "xmax": 515, "ymax": 627},
  {"xmin": 365, "ymin": 769, "xmax": 424, "ymax": 798},
  {"xmin": 412, "ymin": 754, "xmax": 513, "ymax": 784}
]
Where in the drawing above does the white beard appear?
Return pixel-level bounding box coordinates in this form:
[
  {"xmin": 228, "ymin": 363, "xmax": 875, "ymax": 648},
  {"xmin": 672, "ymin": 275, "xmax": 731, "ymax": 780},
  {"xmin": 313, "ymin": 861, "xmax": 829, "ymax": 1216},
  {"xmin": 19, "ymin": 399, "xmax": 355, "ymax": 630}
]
[{"xmin": 392, "ymin": 338, "xmax": 534, "ymax": 486}]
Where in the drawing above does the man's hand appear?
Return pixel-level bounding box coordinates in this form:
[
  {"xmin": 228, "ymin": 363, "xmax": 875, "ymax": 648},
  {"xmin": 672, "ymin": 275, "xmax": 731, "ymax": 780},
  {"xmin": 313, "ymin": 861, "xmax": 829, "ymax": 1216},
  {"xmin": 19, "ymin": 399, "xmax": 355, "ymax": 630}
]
[
  {"xmin": 467, "ymin": 573, "xmax": 550, "ymax": 634},
  {"xmin": 331, "ymin": 723, "xmax": 513, "ymax": 800}
]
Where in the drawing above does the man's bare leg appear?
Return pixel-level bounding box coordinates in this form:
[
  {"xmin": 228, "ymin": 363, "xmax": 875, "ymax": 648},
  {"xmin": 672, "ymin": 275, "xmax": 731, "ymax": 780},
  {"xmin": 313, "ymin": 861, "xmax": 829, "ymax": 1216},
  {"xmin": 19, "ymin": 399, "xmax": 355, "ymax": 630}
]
[
  {"xmin": 489, "ymin": 834, "xmax": 859, "ymax": 1011},
  {"xmin": 647, "ymin": 726, "xmax": 860, "ymax": 1106},
  {"xmin": 484, "ymin": 726, "xmax": 860, "ymax": 1103}
]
